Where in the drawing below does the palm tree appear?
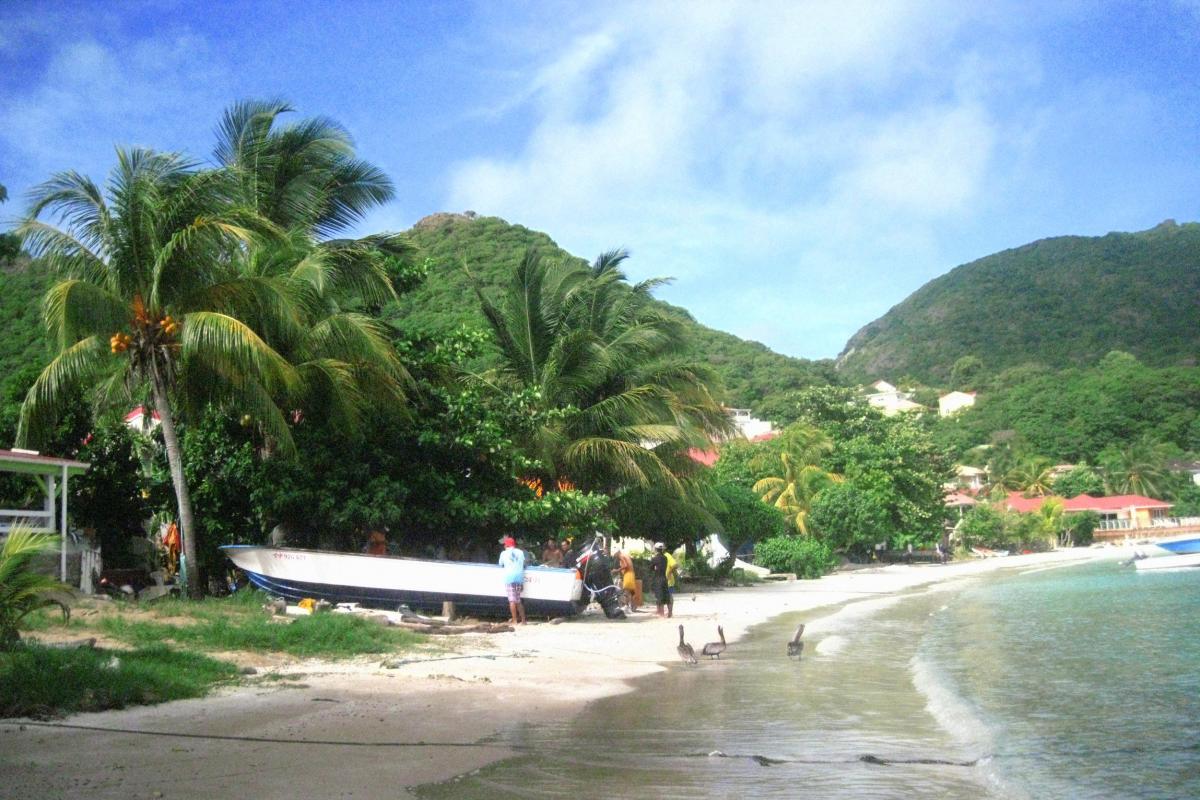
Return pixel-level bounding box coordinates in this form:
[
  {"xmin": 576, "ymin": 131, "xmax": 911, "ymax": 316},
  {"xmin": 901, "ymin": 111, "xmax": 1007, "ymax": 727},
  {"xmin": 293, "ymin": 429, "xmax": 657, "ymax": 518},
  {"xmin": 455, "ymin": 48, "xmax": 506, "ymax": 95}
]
[
  {"xmin": 211, "ymin": 100, "xmax": 414, "ymax": 428},
  {"xmin": 753, "ymin": 450, "xmax": 841, "ymax": 534},
  {"xmin": 1102, "ymin": 436, "xmax": 1172, "ymax": 498},
  {"xmin": 18, "ymin": 103, "xmax": 409, "ymax": 597},
  {"xmin": 1003, "ymin": 456, "xmax": 1056, "ymax": 497},
  {"xmin": 474, "ymin": 248, "xmax": 731, "ymax": 497},
  {"xmin": 0, "ymin": 526, "xmax": 74, "ymax": 650},
  {"xmin": 213, "ymin": 99, "xmax": 394, "ymax": 238},
  {"xmin": 16, "ymin": 151, "xmax": 293, "ymax": 596}
]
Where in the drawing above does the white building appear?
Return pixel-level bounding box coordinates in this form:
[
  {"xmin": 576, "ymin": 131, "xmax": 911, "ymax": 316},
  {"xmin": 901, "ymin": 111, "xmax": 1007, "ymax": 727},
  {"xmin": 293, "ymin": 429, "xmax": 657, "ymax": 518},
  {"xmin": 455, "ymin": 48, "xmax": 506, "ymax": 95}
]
[
  {"xmin": 725, "ymin": 408, "xmax": 775, "ymax": 440},
  {"xmin": 952, "ymin": 465, "xmax": 987, "ymax": 492},
  {"xmin": 864, "ymin": 381, "xmax": 924, "ymax": 416},
  {"xmin": 938, "ymin": 391, "xmax": 977, "ymax": 417}
]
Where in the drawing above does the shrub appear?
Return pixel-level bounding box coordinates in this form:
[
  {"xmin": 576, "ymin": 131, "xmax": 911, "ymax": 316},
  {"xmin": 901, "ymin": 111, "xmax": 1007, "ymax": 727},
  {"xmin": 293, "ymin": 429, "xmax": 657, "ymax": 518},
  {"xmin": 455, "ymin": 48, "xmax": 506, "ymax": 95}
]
[
  {"xmin": 753, "ymin": 535, "xmax": 836, "ymax": 579},
  {"xmin": 1061, "ymin": 511, "xmax": 1099, "ymax": 547},
  {"xmin": 0, "ymin": 526, "xmax": 74, "ymax": 650}
]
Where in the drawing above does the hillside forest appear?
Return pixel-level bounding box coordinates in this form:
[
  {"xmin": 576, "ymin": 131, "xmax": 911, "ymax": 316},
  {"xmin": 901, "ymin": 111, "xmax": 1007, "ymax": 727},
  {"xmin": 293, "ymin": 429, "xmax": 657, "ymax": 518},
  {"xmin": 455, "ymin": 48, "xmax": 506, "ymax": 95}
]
[{"xmin": 0, "ymin": 100, "xmax": 1197, "ymax": 595}]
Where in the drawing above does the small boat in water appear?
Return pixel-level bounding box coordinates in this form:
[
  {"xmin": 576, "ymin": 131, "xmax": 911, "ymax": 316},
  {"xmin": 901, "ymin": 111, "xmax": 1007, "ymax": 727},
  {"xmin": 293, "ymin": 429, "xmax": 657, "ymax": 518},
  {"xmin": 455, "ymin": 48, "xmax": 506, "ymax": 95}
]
[
  {"xmin": 1130, "ymin": 534, "xmax": 1200, "ymax": 571},
  {"xmin": 1134, "ymin": 552, "xmax": 1200, "ymax": 571},
  {"xmin": 222, "ymin": 545, "xmax": 584, "ymax": 617},
  {"xmin": 1145, "ymin": 534, "xmax": 1200, "ymax": 555}
]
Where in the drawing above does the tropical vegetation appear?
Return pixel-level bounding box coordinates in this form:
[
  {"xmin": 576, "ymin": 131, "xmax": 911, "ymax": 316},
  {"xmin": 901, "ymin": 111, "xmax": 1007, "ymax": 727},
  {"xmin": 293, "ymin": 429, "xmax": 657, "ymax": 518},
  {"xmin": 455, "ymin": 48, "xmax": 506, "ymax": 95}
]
[
  {"xmin": 15, "ymin": 102, "xmax": 410, "ymax": 596},
  {"xmin": 0, "ymin": 526, "xmax": 74, "ymax": 650},
  {"xmin": 0, "ymin": 94, "xmax": 1196, "ymax": 628}
]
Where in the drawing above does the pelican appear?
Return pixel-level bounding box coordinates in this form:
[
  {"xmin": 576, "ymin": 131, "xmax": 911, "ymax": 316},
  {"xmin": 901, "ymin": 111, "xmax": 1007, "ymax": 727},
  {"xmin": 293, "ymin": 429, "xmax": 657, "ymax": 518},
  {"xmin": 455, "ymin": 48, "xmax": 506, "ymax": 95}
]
[
  {"xmin": 787, "ymin": 623, "xmax": 805, "ymax": 658},
  {"xmin": 701, "ymin": 625, "xmax": 727, "ymax": 659},
  {"xmin": 677, "ymin": 624, "xmax": 698, "ymax": 664}
]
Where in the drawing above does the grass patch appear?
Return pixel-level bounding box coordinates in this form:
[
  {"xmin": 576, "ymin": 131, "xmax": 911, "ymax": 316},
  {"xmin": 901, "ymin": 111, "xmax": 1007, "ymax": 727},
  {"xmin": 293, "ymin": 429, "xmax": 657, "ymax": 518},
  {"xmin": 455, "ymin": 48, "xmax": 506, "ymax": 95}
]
[
  {"xmin": 17, "ymin": 608, "xmax": 86, "ymax": 633},
  {"xmin": 97, "ymin": 611, "xmax": 424, "ymax": 658},
  {"xmin": 0, "ymin": 643, "xmax": 239, "ymax": 719},
  {"xmin": 142, "ymin": 589, "xmax": 266, "ymax": 621}
]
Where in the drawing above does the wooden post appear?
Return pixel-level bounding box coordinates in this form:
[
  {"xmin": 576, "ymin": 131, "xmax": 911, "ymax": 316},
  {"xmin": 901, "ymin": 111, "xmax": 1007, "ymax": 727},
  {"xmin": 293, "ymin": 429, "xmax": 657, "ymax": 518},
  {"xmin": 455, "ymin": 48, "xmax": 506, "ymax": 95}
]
[{"xmin": 442, "ymin": 601, "xmax": 457, "ymax": 621}]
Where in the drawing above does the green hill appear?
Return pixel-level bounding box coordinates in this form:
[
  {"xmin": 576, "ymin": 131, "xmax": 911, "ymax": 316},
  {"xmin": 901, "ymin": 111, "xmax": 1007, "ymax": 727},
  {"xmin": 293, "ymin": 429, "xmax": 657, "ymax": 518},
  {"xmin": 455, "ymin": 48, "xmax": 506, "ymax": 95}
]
[
  {"xmin": 398, "ymin": 212, "xmax": 837, "ymax": 406},
  {"xmin": 0, "ymin": 214, "xmax": 835, "ymax": 413},
  {"xmin": 0, "ymin": 259, "xmax": 51, "ymax": 377},
  {"xmin": 837, "ymin": 221, "xmax": 1200, "ymax": 384}
]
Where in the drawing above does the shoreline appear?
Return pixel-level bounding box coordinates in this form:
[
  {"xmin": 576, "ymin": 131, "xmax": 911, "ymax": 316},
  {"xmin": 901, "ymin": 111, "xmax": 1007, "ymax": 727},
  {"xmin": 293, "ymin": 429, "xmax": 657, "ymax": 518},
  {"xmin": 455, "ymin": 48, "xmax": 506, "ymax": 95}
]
[{"xmin": 0, "ymin": 546, "xmax": 1130, "ymax": 799}]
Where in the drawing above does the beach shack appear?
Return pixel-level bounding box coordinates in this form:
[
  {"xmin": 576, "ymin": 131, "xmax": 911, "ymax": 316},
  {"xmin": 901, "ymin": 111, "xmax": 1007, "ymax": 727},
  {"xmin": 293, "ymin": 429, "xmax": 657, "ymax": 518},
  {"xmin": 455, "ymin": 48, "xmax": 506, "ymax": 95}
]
[{"xmin": 0, "ymin": 448, "xmax": 91, "ymax": 585}]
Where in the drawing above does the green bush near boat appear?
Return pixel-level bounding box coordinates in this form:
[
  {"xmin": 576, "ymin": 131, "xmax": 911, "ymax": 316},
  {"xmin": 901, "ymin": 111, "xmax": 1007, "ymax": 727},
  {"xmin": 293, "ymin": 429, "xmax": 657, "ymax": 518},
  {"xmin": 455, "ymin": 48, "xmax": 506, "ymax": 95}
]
[
  {"xmin": 753, "ymin": 535, "xmax": 837, "ymax": 579},
  {"xmin": 0, "ymin": 643, "xmax": 239, "ymax": 719}
]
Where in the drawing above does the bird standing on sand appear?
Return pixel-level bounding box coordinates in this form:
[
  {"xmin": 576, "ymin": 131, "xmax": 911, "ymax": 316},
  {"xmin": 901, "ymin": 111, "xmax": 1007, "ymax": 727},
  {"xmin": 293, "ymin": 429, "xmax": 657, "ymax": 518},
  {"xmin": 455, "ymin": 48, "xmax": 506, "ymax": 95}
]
[
  {"xmin": 787, "ymin": 623, "xmax": 805, "ymax": 658},
  {"xmin": 701, "ymin": 625, "xmax": 727, "ymax": 659},
  {"xmin": 677, "ymin": 624, "xmax": 698, "ymax": 664}
]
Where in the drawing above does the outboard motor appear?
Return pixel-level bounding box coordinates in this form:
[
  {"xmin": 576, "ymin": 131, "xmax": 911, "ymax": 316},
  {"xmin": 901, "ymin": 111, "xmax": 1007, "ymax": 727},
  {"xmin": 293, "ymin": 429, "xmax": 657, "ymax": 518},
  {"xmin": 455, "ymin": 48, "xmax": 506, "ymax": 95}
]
[{"xmin": 575, "ymin": 537, "xmax": 625, "ymax": 619}]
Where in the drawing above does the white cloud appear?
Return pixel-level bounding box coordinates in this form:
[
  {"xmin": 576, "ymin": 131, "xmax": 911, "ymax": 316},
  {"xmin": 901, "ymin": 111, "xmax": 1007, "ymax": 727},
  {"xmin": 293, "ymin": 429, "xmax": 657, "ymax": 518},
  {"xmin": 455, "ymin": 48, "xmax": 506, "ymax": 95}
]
[
  {"xmin": 443, "ymin": 1, "xmax": 1015, "ymax": 357},
  {"xmin": 0, "ymin": 32, "xmax": 228, "ymax": 182}
]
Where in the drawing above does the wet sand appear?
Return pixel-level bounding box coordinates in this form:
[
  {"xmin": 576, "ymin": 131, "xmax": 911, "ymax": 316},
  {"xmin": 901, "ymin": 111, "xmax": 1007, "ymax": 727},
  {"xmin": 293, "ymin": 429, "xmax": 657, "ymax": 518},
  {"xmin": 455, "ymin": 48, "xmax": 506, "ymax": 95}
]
[{"xmin": 0, "ymin": 547, "xmax": 1123, "ymax": 799}]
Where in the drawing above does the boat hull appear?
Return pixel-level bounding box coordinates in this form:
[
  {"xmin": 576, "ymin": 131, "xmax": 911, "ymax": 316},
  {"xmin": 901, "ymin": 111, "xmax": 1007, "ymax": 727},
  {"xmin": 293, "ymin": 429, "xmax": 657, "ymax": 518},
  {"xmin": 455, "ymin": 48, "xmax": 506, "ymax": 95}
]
[
  {"xmin": 1151, "ymin": 535, "xmax": 1200, "ymax": 555},
  {"xmin": 222, "ymin": 546, "xmax": 583, "ymax": 617},
  {"xmin": 1134, "ymin": 552, "xmax": 1200, "ymax": 571}
]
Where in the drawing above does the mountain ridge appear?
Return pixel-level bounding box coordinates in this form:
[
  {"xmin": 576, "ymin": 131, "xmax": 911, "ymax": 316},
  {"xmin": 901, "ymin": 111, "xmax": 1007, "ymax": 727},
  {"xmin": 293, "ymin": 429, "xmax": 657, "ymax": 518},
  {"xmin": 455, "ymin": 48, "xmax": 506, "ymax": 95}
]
[{"xmin": 837, "ymin": 220, "xmax": 1200, "ymax": 383}]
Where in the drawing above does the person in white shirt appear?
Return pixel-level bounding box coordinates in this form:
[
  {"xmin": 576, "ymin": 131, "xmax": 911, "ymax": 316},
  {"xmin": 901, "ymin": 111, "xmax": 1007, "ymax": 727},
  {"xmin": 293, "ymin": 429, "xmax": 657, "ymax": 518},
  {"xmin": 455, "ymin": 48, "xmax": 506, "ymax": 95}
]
[{"xmin": 498, "ymin": 536, "xmax": 526, "ymax": 624}]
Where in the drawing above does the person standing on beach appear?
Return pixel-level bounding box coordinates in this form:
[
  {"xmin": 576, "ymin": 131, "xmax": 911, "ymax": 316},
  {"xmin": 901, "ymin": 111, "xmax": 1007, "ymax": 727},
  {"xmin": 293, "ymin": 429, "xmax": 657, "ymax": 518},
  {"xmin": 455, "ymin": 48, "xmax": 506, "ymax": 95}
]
[
  {"xmin": 649, "ymin": 542, "xmax": 670, "ymax": 617},
  {"xmin": 614, "ymin": 548, "xmax": 638, "ymax": 612},
  {"xmin": 499, "ymin": 536, "xmax": 527, "ymax": 624}
]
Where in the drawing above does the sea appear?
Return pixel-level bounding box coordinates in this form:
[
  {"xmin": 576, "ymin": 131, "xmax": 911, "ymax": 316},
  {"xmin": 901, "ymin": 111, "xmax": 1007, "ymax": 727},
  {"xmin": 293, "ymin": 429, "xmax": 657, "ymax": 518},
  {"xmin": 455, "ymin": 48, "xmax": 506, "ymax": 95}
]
[{"xmin": 418, "ymin": 557, "xmax": 1200, "ymax": 799}]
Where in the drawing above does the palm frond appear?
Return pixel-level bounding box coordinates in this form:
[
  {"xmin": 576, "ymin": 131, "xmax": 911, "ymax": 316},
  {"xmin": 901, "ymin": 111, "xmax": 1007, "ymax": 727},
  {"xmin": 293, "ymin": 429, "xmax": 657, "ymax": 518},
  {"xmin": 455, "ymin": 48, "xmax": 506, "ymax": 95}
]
[
  {"xmin": 180, "ymin": 311, "xmax": 299, "ymax": 397},
  {"xmin": 42, "ymin": 279, "xmax": 128, "ymax": 349},
  {"xmin": 17, "ymin": 336, "xmax": 115, "ymax": 448},
  {"xmin": 563, "ymin": 437, "xmax": 685, "ymax": 495}
]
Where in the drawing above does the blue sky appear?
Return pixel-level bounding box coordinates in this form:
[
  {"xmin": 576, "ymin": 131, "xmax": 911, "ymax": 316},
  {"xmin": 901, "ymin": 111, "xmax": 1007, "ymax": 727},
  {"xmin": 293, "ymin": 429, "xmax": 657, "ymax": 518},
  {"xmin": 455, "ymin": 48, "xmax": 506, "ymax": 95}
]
[{"xmin": 2, "ymin": 0, "xmax": 1198, "ymax": 359}]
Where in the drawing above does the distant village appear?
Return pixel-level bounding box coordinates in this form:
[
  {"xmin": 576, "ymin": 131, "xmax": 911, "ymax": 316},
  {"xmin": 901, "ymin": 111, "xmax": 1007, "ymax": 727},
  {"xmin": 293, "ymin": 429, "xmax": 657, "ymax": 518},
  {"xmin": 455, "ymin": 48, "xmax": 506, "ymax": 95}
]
[{"xmin": 695, "ymin": 381, "xmax": 1200, "ymax": 546}]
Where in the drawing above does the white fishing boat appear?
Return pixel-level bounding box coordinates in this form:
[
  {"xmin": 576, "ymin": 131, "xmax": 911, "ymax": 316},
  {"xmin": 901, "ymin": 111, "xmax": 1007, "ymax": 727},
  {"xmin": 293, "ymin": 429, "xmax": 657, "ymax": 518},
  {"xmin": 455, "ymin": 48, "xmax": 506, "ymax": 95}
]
[
  {"xmin": 222, "ymin": 545, "xmax": 584, "ymax": 617},
  {"xmin": 1143, "ymin": 533, "xmax": 1200, "ymax": 556},
  {"xmin": 1134, "ymin": 551, "xmax": 1200, "ymax": 571}
]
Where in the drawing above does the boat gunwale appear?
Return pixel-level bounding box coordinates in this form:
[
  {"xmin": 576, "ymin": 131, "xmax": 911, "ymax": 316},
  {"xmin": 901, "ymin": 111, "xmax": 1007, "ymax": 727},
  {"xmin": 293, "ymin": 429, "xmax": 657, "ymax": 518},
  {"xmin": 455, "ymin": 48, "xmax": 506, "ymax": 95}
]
[{"xmin": 220, "ymin": 544, "xmax": 580, "ymax": 574}]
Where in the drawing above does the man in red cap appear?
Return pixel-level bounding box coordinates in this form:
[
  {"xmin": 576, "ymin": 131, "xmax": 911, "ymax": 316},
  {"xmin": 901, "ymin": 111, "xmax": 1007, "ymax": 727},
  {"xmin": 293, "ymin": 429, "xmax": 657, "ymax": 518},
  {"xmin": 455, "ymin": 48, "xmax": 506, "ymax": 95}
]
[{"xmin": 498, "ymin": 536, "xmax": 526, "ymax": 624}]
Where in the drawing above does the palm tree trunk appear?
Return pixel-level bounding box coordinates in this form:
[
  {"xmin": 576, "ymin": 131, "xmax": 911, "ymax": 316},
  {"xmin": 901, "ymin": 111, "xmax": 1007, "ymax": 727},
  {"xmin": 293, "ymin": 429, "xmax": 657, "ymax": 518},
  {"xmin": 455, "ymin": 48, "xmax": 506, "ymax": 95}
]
[{"xmin": 151, "ymin": 375, "xmax": 201, "ymax": 599}]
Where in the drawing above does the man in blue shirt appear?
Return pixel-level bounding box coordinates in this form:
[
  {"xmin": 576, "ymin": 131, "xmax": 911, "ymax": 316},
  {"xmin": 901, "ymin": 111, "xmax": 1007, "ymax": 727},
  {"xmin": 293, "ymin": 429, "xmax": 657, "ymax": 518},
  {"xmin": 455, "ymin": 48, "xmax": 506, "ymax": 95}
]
[{"xmin": 498, "ymin": 536, "xmax": 526, "ymax": 624}]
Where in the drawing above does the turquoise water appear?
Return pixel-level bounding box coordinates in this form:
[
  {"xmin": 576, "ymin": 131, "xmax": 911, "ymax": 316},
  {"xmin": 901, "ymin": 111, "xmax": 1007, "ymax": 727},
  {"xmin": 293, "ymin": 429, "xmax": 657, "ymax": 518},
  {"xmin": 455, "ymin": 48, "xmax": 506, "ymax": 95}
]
[
  {"xmin": 922, "ymin": 559, "xmax": 1200, "ymax": 798},
  {"xmin": 419, "ymin": 559, "xmax": 1200, "ymax": 799}
]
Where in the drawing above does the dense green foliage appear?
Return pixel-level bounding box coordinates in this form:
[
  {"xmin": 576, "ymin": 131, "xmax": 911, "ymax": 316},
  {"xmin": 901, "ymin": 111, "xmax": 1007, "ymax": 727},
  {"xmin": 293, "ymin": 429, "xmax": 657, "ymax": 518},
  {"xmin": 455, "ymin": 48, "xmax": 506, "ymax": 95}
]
[
  {"xmin": 793, "ymin": 388, "xmax": 953, "ymax": 550},
  {"xmin": 0, "ymin": 527, "xmax": 74, "ymax": 649},
  {"xmin": 1051, "ymin": 464, "xmax": 1105, "ymax": 498},
  {"xmin": 839, "ymin": 221, "xmax": 1200, "ymax": 383},
  {"xmin": 0, "ymin": 265, "xmax": 51, "ymax": 377},
  {"xmin": 752, "ymin": 535, "xmax": 836, "ymax": 578},
  {"xmin": 710, "ymin": 482, "xmax": 791, "ymax": 555},
  {"xmin": 954, "ymin": 503, "xmax": 1098, "ymax": 551},
  {"xmin": 935, "ymin": 353, "xmax": 1200, "ymax": 464}
]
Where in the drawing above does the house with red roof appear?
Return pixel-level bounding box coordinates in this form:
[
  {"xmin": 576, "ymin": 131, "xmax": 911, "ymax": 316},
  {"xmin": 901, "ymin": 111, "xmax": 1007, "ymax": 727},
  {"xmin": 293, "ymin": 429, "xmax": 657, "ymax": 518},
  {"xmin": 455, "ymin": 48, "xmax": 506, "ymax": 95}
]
[
  {"xmin": 1004, "ymin": 491, "xmax": 1172, "ymax": 530},
  {"xmin": 124, "ymin": 406, "xmax": 161, "ymax": 433}
]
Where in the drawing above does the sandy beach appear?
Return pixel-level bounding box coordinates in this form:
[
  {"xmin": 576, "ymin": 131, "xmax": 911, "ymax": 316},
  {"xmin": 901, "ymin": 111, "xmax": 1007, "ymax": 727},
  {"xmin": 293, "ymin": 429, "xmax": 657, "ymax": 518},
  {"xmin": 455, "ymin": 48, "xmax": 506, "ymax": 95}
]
[{"xmin": 0, "ymin": 546, "xmax": 1128, "ymax": 799}]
